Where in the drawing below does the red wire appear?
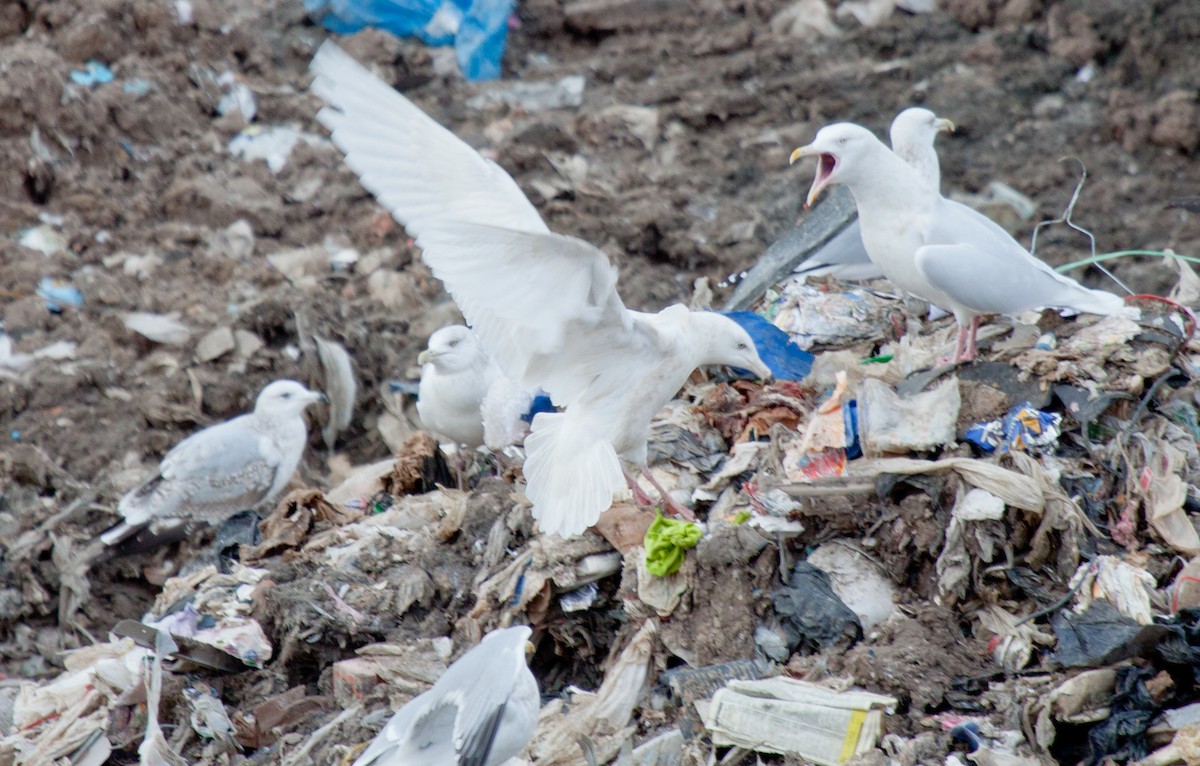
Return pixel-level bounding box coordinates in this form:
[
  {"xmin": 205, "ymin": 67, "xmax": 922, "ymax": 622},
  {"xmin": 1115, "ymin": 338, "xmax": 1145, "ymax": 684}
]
[{"xmin": 1123, "ymin": 293, "xmax": 1198, "ymax": 345}]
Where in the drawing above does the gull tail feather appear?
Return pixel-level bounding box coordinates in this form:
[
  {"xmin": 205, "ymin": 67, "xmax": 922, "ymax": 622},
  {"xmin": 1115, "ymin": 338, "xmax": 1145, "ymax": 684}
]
[
  {"xmin": 100, "ymin": 478, "xmax": 162, "ymax": 546},
  {"xmin": 523, "ymin": 412, "xmax": 623, "ymax": 538},
  {"xmin": 1064, "ymin": 285, "xmax": 1125, "ymax": 315}
]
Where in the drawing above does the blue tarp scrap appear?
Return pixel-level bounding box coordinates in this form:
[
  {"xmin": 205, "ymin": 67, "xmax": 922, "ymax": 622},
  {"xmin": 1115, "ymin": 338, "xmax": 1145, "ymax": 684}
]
[
  {"xmin": 720, "ymin": 310, "xmax": 814, "ymax": 381},
  {"xmin": 304, "ymin": 0, "xmax": 514, "ymax": 81}
]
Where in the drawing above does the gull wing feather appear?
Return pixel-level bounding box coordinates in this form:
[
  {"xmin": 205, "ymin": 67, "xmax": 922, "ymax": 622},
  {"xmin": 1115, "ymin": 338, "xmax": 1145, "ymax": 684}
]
[
  {"xmin": 917, "ymin": 200, "xmax": 1123, "ymax": 315},
  {"xmin": 310, "ymin": 41, "xmax": 547, "ymax": 236},
  {"xmin": 157, "ymin": 416, "xmax": 278, "ymax": 482},
  {"xmin": 416, "ymin": 220, "xmax": 655, "ymax": 406}
]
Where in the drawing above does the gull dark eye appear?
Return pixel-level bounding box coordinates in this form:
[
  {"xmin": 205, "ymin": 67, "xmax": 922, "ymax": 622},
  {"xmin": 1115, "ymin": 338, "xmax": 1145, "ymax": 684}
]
[
  {"xmin": 737, "ymin": 342, "xmax": 748, "ymax": 350},
  {"xmin": 448, "ymin": 340, "xmax": 459, "ymax": 347}
]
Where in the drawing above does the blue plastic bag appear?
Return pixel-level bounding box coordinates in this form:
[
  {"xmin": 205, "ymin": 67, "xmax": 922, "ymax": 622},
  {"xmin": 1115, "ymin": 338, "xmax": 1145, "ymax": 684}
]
[
  {"xmin": 720, "ymin": 310, "xmax": 814, "ymax": 381},
  {"xmin": 304, "ymin": 0, "xmax": 513, "ymax": 81}
]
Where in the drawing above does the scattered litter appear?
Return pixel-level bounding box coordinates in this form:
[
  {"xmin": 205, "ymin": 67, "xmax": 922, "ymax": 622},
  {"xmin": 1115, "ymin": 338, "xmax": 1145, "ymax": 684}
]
[
  {"xmin": 228, "ymin": 125, "xmax": 324, "ymax": 173},
  {"xmin": 560, "ymin": 582, "xmax": 599, "ymax": 612},
  {"xmin": 466, "ymin": 75, "xmax": 586, "ymax": 111},
  {"xmin": 807, "ymin": 542, "xmax": 897, "ymax": 630},
  {"xmin": 143, "ymin": 564, "xmax": 274, "ymax": 668},
  {"xmin": 696, "ymin": 677, "xmax": 897, "ymax": 764},
  {"xmin": 196, "ymin": 326, "xmax": 236, "ymax": 362},
  {"xmin": 722, "ymin": 310, "xmax": 814, "ymax": 380},
  {"xmin": 216, "ymin": 72, "xmax": 257, "ymax": 121},
  {"xmin": 770, "ymin": 281, "xmax": 899, "ymax": 349},
  {"xmin": 122, "ymin": 311, "xmax": 192, "ymax": 346},
  {"xmin": 965, "ymin": 402, "xmax": 1063, "ymax": 454},
  {"xmin": 18, "ymin": 224, "xmax": 68, "ymax": 256},
  {"xmin": 69, "ymin": 61, "xmax": 114, "ymax": 87},
  {"xmin": 761, "ymin": 560, "xmax": 862, "ymax": 661},
  {"xmin": 122, "ymin": 78, "xmax": 151, "ymax": 97},
  {"xmin": 859, "ymin": 376, "xmax": 960, "ymax": 455},
  {"xmin": 0, "ymin": 331, "xmax": 33, "ymax": 375}
]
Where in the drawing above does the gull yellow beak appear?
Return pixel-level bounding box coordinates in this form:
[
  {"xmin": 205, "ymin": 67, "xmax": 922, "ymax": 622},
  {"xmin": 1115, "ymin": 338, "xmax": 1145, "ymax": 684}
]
[
  {"xmin": 417, "ymin": 350, "xmax": 435, "ymax": 365},
  {"xmin": 789, "ymin": 144, "xmax": 816, "ymax": 166},
  {"xmin": 935, "ymin": 117, "xmax": 955, "ymax": 134},
  {"xmin": 525, "ymin": 641, "xmax": 535, "ymax": 657}
]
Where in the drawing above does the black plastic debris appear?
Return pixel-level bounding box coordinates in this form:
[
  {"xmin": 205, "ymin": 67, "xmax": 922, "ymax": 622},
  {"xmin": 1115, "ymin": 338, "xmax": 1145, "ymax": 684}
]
[
  {"xmin": 1050, "ymin": 601, "xmax": 1171, "ymax": 668},
  {"xmin": 215, "ymin": 510, "xmax": 263, "ymax": 573},
  {"xmin": 1085, "ymin": 666, "xmax": 1157, "ymax": 765},
  {"xmin": 767, "ymin": 561, "xmax": 863, "ymax": 658}
]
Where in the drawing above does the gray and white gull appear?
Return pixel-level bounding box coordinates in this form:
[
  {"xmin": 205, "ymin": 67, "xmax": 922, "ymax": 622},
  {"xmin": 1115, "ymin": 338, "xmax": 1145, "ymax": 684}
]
[
  {"xmin": 352, "ymin": 625, "xmax": 539, "ymax": 766},
  {"xmin": 101, "ymin": 379, "xmax": 324, "ymax": 546}
]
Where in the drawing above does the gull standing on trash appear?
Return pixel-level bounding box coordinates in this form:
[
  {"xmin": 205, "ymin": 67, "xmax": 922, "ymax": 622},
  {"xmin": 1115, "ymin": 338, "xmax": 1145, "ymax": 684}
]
[
  {"xmin": 311, "ymin": 43, "xmax": 772, "ymax": 537},
  {"xmin": 793, "ymin": 107, "xmax": 955, "ymax": 281},
  {"xmin": 352, "ymin": 625, "xmax": 539, "ymax": 766},
  {"xmin": 417, "ymin": 324, "xmax": 539, "ymax": 452},
  {"xmin": 789, "ymin": 123, "xmax": 1124, "ymax": 363},
  {"xmin": 100, "ymin": 379, "xmax": 325, "ymax": 546}
]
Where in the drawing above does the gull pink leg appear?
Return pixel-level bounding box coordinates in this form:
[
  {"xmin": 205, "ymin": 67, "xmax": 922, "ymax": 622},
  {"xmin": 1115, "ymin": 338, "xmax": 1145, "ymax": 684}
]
[
  {"xmin": 623, "ymin": 468, "xmax": 655, "ymax": 506},
  {"xmin": 939, "ymin": 324, "xmax": 968, "ymax": 366},
  {"xmin": 962, "ymin": 316, "xmax": 981, "ymax": 362},
  {"xmin": 640, "ymin": 466, "xmax": 697, "ymax": 522}
]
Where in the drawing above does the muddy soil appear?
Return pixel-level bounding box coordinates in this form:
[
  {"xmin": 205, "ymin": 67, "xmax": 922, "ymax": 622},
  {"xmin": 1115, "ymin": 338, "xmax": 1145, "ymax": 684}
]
[{"xmin": 1, "ymin": 0, "xmax": 1198, "ymax": 762}]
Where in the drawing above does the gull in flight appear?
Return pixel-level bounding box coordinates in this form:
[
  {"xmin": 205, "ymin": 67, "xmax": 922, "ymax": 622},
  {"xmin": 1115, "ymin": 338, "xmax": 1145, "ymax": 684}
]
[
  {"xmin": 311, "ymin": 43, "xmax": 771, "ymax": 537},
  {"xmin": 790, "ymin": 123, "xmax": 1124, "ymax": 363}
]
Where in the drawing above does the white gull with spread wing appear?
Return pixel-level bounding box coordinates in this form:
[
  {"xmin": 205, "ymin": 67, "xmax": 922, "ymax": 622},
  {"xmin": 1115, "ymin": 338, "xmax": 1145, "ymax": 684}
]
[{"xmin": 311, "ymin": 42, "xmax": 771, "ymax": 537}]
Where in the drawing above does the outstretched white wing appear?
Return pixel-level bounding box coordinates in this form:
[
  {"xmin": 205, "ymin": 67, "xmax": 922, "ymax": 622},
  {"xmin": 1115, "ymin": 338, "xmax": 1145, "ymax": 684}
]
[
  {"xmin": 311, "ymin": 42, "xmax": 546, "ymax": 236},
  {"xmin": 311, "ymin": 43, "xmax": 658, "ymax": 407}
]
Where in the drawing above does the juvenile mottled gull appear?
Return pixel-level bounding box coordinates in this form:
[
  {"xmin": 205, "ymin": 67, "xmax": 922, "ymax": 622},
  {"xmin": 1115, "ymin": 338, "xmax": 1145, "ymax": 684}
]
[
  {"xmin": 353, "ymin": 625, "xmax": 539, "ymax": 766},
  {"xmin": 417, "ymin": 325, "xmax": 535, "ymax": 452},
  {"xmin": 790, "ymin": 123, "xmax": 1124, "ymax": 362},
  {"xmin": 793, "ymin": 107, "xmax": 954, "ymax": 281},
  {"xmin": 311, "ymin": 43, "xmax": 771, "ymax": 537},
  {"xmin": 101, "ymin": 379, "xmax": 324, "ymax": 546}
]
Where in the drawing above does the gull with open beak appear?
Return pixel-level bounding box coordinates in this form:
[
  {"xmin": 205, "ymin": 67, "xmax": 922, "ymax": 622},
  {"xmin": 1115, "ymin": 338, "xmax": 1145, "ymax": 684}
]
[
  {"xmin": 789, "ymin": 122, "xmax": 1123, "ymax": 363},
  {"xmin": 792, "ymin": 107, "xmax": 955, "ymax": 281}
]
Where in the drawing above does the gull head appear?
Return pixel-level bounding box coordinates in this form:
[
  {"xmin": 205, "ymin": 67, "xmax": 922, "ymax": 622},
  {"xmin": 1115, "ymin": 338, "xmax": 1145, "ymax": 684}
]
[
  {"xmin": 418, "ymin": 325, "xmax": 483, "ymax": 374},
  {"xmin": 481, "ymin": 625, "xmax": 535, "ymax": 666},
  {"xmin": 789, "ymin": 123, "xmax": 883, "ymax": 207},
  {"xmin": 694, "ymin": 313, "xmax": 773, "ymax": 382},
  {"xmin": 255, "ymin": 379, "xmax": 326, "ymax": 417},
  {"xmin": 889, "ymin": 107, "xmax": 954, "ymax": 151}
]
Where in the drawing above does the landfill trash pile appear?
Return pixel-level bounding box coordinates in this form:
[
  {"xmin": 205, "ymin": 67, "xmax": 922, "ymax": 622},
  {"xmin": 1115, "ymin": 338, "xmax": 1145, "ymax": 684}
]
[{"xmin": 2, "ymin": 0, "xmax": 1200, "ymax": 765}]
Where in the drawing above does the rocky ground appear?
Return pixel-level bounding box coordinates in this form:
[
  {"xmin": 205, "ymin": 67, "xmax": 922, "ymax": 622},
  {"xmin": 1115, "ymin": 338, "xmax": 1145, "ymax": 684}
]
[{"xmin": 1, "ymin": 0, "xmax": 1199, "ymax": 763}]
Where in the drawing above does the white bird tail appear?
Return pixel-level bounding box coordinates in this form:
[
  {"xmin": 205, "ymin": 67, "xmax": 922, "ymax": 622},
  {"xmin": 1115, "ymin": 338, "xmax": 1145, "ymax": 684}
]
[
  {"xmin": 1064, "ymin": 285, "xmax": 1126, "ymax": 315},
  {"xmin": 522, "ymin": 412, "xmax": 623, "ymax": 537}
]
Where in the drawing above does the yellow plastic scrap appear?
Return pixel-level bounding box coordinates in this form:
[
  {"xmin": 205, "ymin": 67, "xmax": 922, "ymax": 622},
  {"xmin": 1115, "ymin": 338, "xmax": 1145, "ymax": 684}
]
[{"xmin": 643, "ymin": 511, "xmax": 702, "ymax": 576}]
